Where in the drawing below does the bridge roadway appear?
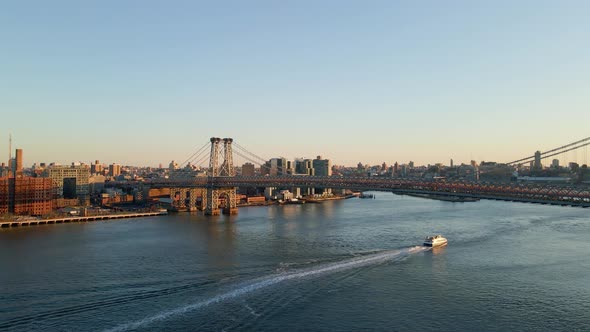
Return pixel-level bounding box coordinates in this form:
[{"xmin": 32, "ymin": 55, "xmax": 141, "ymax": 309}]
[{"xmin": 126, "ymin": 176, "xmax": 590, "ymax": 208}]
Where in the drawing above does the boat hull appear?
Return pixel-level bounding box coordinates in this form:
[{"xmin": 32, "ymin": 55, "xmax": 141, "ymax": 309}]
[{"xmin": 423, "ymin": 240, "xmax": 448, "ymax": 247}]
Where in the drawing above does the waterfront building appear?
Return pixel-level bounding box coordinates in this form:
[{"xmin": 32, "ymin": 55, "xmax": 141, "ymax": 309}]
[
  {"xmin": 11, "ymin": 177, "xmax": 54, "ymax": 215},
  {"xmin": 43, "ymin": 164, "xmax": 90, "ymax": 200},
  {"xmin": 312, "ymin": 156, "xmax": 332, "ymax": 195},
  {"xmin": 0, "ymin": 176, "xmax": 55, "ymax": 216},
  {"xmin": 292, "ymin": 159, "xmax": 314, "ymax": 197},
  {"xmin": 0, "ymin": 177, "xmax": 8, "ymax": 214},
  {"xmin": 269, "ymin": 158, "xmax": 287, "ymax": 176},
  {"xmin": 279, "ymin": 190, "xmax": 293, "ymax": 201},
  {"xmin": 312, "ymin": 156, "xmax": 332, "ymax": 177},
  {"xmin": 264, "ymin": 187, "xmax": 276, "ymax": 199},
  {"xmin": 0, "ymin": 149, "xmax": 57, "ymax": 215},
  {"xmin": 295, "ymin": 159, "xmax": 314, "ymax": 175},
  {"xmin": 551, "ymin": 159, "xmax": 559, "ymax": 168}
]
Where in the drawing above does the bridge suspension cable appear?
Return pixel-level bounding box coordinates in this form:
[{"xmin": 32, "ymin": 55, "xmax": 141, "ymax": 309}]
[
  {"xmin": 191, "ymin": 151, "xmax": 213, "ymax": 169},
  {"xmin": 232, "ymin": 143, "xmax": 279, "ymax": 173},
  {"xmin": 232, "ymin": 142, "xmax": 269, "ymax": 165},
  {"xmin": 507, "ymin": 136, "xmax": 590, "ymax": 165},
  {"xmin": 232, "ymin": 148, "xmax": 274, "ymax": 173},
  {"xmin": 536, "ymin": 141, "xmax": 590, "ymax": 163},
  {"xmin": 179, "ymin": 141, "xmax": 210, "ymax": 168}
]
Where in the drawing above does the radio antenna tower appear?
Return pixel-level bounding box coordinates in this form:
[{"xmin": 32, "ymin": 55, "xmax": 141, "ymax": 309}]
[{"xmin": 8, "ymin": 133, "xmax": 12, "ymax": 162}]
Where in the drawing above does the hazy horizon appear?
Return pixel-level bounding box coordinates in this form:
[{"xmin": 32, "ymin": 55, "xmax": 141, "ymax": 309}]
[{"xmin": 2, "ymin": 1, "xmax": 589, "ymax": 167}]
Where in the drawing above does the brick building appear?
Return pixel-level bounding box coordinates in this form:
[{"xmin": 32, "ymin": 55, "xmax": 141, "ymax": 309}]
[
  {"xmin": 0, "ymin": 176, "xmax": 55, "ymax": 216},
  {"xmin": 12, "ymin": 177, "xmax": 55, "ymax": 215},
  {"xmin": 0, "ymin": 178, "xmax": 8, "ymax": 214}
]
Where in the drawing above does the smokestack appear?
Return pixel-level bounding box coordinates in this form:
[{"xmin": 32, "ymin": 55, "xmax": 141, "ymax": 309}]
[{"xmin": 15, "ymin": 149, "xmax": 23, "ymax": 172}]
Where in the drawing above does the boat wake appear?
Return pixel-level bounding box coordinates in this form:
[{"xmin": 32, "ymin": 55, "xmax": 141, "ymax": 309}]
[{"xmin": 104, "ymin": 246, "xmax": 429, "ymax": 332}]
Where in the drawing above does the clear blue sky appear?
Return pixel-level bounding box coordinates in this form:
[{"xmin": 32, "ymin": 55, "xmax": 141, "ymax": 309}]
[{"xmin": 1, "ymin": 1, "xmax": 589, "ymax": 167}]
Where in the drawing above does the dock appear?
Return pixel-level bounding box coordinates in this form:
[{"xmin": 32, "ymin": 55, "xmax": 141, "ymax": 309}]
[{"xmin": 0, "ymin": 211, "xmax": 168, "ymax": 228}]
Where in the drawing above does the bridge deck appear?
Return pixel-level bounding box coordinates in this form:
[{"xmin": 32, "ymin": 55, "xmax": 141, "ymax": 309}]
[{"xmin": 107, "ymin": 176, "xmax": 590, "ymax": 208}]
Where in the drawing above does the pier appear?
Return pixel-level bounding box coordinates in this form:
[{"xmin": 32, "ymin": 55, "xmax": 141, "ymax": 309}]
[{"xmin": 0, "ymin": 211, "xmax": 168, "ymax": 228}]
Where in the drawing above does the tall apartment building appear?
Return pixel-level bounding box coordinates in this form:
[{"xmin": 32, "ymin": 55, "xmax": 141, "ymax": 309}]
[
  {"xmin": 267, "ymin": 158, "xmax": 287, "ymax": 176},
  {"xmin": 533, "ymin": 151, "xmax": 542, "ymax": 170},
  {"xmin": 295, "ymin": 159, "xmax": 314, "ymax": 175},
  {"xmin": 43, "ymin": 164, "xmax": 90, "ymax": 200},
  {"xmin": 109, "ymin": 163, "xmax": 121, "ymax": 177},
  {"xmin": 312, "ymin": 156, "xmax": 332, "ymax": 195},
  {"xmin": 91, "ymin": 160, "xmax": 103, "ymax": 174},
  {"xmin": 312, "ymin": 156, "xmax": 332, "ymax": 177}
]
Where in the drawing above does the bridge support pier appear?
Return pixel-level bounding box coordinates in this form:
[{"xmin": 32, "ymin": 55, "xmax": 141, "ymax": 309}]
[
  {"xmin": 205, "ymin": 187, "xmax": 238, "ymax": 216},
  {"xmin": 170, "ymin": 188, "xmax": 206, "ymax": 212}
]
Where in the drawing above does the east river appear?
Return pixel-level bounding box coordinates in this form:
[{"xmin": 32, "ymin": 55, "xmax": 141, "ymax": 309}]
[{"xmin": 1, "ymin": 194, "xmax": 590, "ymax": 331}]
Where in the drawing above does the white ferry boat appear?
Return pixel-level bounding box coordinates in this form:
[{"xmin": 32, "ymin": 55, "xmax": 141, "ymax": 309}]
[{"xmin": 423, "ymin": 235, "xmax": 448, "ymax": 247}]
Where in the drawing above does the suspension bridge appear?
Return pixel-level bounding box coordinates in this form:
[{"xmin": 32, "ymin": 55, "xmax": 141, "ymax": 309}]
[
  {"xmin": 507, "ymin": 137, "xmax": 590, "ymax": 168},
  {"xmin": 114, "ymin": 137, "xmax": 590, "ymax": 214}
]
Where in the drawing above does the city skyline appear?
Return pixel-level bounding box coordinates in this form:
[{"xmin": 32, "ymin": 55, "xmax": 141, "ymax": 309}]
[
  {"xmin": 2, "ymin": 1, "xmax": 589, "ymax": 166},
  {"xmin": 3, "ymin": 137, "xmax": 588, "ymax": 171}
]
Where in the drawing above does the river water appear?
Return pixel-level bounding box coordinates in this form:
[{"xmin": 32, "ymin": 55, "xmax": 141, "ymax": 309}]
[{"xmin": 1, "ymin": 194, "xmax": 590, "ymax": 331}]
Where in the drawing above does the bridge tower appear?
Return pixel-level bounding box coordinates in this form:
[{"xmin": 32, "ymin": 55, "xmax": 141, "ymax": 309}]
[{"xmin": 205, "ymin": 137, "xmax": 238, "ymax": 215}]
